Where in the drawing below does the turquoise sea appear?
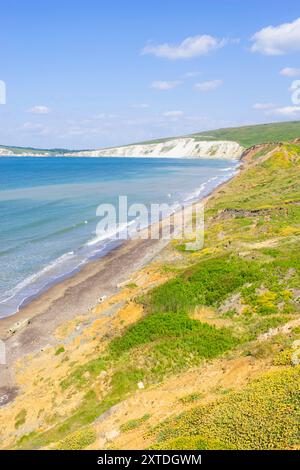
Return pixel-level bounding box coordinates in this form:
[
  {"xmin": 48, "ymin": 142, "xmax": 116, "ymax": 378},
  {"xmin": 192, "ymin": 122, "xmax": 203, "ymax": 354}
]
[{"xmin": 0, "ymin": 156, "xmax": 238, "ymax": 317}]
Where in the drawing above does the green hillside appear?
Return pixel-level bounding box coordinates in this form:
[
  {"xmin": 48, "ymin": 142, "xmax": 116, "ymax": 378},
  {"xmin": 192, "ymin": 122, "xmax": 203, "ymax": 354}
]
[
  {"xmin": 126, "ymin": 121, "xmax": 300, "ymax": 149},
  {"xmin": 191, "ymin": 120, "xmax": 300, "ymax": 147}
]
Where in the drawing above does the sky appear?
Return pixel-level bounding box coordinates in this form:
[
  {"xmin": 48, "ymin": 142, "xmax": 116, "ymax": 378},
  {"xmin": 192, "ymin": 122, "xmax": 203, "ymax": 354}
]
[{"xmin": 1, "ymin": 0, "xmax": 300, "ymax": 149}]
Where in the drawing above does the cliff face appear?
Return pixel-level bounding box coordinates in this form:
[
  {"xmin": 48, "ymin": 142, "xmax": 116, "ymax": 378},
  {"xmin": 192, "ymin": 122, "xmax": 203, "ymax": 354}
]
[
  {"xmin": 66, "ymin": 138, "xmax": 244, "ymax": 159},
  {"xmin": 0, "ymin": 138, "xmax": 243, "ymax": 159}
]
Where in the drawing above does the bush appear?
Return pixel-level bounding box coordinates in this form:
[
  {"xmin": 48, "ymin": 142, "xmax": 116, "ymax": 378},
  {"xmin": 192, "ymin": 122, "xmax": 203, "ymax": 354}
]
[
  {"xmin": 15, "ymin": 409, "xmax": 27, "ymax": 429},
  {"xmin": 179, "ymin": 393, "xmax": 203, "ymax": 404},
  {"xmin": 146, "ymin": 256, "xmax": 261, "ymax": 313},
  {"xmin": 109, "ymin": 311, "xmax": 237, "ymax": 372},
  {"xmin": 55, "ymin": 347, "xmax": 65, "ymax": 356},
  {"xmin": 120, "ymin": 414, "xmax": 151, "ymax": 432}
]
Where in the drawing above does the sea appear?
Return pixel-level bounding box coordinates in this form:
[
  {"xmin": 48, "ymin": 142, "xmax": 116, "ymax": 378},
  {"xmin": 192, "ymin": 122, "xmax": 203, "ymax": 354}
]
[{"xmin": 0, "ymin": 156, "xmax": 239, "ymax": 318}]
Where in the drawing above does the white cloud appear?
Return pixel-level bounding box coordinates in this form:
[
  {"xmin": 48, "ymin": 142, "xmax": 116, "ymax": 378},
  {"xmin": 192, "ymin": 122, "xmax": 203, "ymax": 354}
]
[
  {"xmin": 27, "ymin": 105, "xmax": 50, "ymax": 114},
  {"xmin": 280, "ymin": 67, "xmax": 300, "ymax": 77},
  {"xmin": 163, "ymin": 110, "xmax": 184, "ymax": 118},
  {"xmin": 194, "ymin": 80, "xmax": 223, "ymax": 91},
  {"xmin": 268, "ymin": 105, "xmax": 300, "ymax": 116},
  {"xmin": 142, "ymin": 35, "xmax": 226, "ymax": 60},
  {"xmin": 151, "ymin": 80, "xmax": 182, "ymax": 90},
  {"xmin": 251, "ymin": 17, "xmax": 300, "ymax": 55},
  {"xmin": 253, "ymin": 103, "xmax": 275, "ymax": 110}
]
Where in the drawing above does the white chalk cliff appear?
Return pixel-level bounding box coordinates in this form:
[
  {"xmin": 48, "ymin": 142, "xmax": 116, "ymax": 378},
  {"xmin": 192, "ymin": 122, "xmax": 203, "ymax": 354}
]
[
  {"xmin": 66, "ymin": 138, "xmax": 244, "ymax": 159},
  {"xmin": 0, "ymin": 138, "xmax": 244, "ymax": 159}
]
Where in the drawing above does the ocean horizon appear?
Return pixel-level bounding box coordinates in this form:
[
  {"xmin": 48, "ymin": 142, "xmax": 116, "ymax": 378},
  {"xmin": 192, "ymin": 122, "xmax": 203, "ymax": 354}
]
[{"xmin": 0, "ymin": 156, "xmax": 238, "ymax": 318}]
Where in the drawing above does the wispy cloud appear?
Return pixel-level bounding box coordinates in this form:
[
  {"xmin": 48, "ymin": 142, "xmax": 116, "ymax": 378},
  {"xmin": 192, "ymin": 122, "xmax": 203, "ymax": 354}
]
[
  {"xmin": 194, "ymin": 80, "xmax": 223, "ymax": 91},
  {"xmin": 251, "ymin": 17, "xmax": 300, "ymax": 55},
  {"xmin": 142, "ymin": 35, "xmax": 226, "ymax": 60},
  {"xmin": 26, "ymin": 105, "xmax": 50, "ymax": 114},
  {"xmin": 268, "ymin": 106, "xmax": 300, "ymax": 117},
  {"xmin": 253, "ymin": 103, "xmax": 275, "ymax": 110},
  {"xmin": 151, "ymin": 80, "xmax": 182, "ymax": 90},
  {"xmin": 280, "ymin": 67, "xmax": 300, "ymax": 77}
]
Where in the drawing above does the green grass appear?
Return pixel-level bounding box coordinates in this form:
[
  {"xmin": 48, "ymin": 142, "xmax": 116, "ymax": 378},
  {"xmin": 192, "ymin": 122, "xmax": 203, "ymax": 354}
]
[
  {"xmin": 15, "ymin": 390, "xmax": 110, "ymax": 449},
  {"xmin": 246, "ymin": 316, "xmax": 292, "ymax": 340},
  {"xmin": 120, "ymin": 414, "xmax": 151, "ymax": 433},
  {"xmin": 144, "ymin": 256, "xmax": 262, "ymax": 314},
  {"xmin": 206, "ymin": 146, "xmax": 300, "ymax": 213},
  {"xmin": 55, "ymin": 426, "xmax": 96, "ymax": 450},
  {"xmin": 20, "ymin": 306, "xmax": 237, "ymax": 448},
  {"xmin": 179, "ymin": 393, "xmax": 203, "ymax": 405},
  {"xmin": 55, "ymin": 347, "xmax": 65, "ymax": 356},
  {"xmin": 60, "ymin": 357, "xmax": 107, "ymax": 390},
  {"xmin": 15, "ymin": 409, "xmax": 27, "ymax": 429},
  {"xmin": 129, "ymin": 121, "xmax": 300, "ymax": 149},
  {"xmin": 191, "ymin": 121, "xmax": 300, "ymax": 147},
  {"xmin": 145, "ymin": 144, "xmax": 300, "ymax": 450},
  {"xmin": 109, "ymin": 311, "xmax": 237, "ymax": 375}
]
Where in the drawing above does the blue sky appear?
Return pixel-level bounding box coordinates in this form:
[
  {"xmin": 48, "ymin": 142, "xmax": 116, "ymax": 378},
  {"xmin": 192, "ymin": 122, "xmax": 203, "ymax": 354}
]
[{"xmin": 1, "ymin": 0, "xmax": 300, "ymax": 149}]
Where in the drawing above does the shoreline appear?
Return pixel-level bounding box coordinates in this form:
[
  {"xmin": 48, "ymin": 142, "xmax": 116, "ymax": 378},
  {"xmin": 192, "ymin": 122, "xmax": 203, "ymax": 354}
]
[
  {"xmin": 0, "ymin": 166, "xmax": 240, "ymax": 389},
  {"xmin": 0, "ymin": 163, "xmax": 238, "ymax": 321}
]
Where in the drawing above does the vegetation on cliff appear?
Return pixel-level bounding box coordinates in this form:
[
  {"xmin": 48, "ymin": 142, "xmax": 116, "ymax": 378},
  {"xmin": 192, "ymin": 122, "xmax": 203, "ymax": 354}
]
[{"xmin": 2, "ymin": 140, "xmax": 300, "ymax": 450}]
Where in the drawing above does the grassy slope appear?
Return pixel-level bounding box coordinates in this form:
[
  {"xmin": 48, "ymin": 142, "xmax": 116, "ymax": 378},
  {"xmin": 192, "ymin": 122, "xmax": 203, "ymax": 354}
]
[
  {"xmin": 147, "ymin": 143, "xmax": 300, "ymax": 450},
  {"xmin": 132, "ymin": 121, "xmax": 300, "ymax": 148},
  {"xmin": 191, "ymin": 120, "xmax": 300, "ymax": 147},
  {"xmin": 8, "ymin": 142, "xmax": 300, "ymax": 450}
]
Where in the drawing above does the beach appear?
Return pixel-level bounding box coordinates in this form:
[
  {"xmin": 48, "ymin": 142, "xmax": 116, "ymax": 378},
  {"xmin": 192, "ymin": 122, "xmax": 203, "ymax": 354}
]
[
  {"xmin": 0, "ymin": 167, "xmax": 236, "ymax": 393},
  {"xmin": 0, "ymin": 157, "xmax": 237, "ymax": 319}
]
